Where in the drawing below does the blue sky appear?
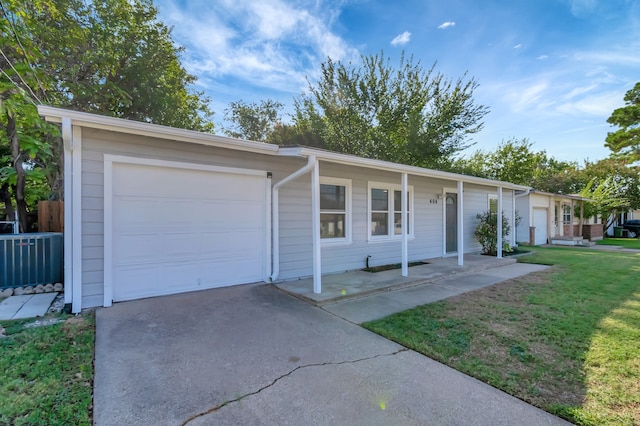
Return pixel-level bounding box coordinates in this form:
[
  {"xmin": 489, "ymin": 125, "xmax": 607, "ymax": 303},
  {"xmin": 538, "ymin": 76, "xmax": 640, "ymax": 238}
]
[{"xmin": 154, "ymin": 0, "xmax": 640, "ymax": 163}]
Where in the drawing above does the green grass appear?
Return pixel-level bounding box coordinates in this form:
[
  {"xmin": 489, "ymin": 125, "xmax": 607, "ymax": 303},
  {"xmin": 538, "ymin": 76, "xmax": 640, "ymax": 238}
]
[
  {"xmin": 597, "ymin": 237, "xmax": 640, "ymax": 249},
  {"xmin": 363, "ymin": 247, "xmax": 640, "ymax": 425},
  {"xmin": 0, "ymin": 314, "xmax": 95, "ymax": 425}
]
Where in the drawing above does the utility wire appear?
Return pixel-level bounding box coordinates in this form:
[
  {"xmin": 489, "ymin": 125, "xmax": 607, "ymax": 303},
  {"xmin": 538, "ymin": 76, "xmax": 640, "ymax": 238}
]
[
  {"xmin": 0, "ymin": 67, "xmax": 38, "ymax": 107},
  {"xmin": 0, "ymin": 48, "xmax": 43, "ymax": 104},
  {"xmin": 0, "ymin": 0, "xmax": 51, "ymax": 103}
]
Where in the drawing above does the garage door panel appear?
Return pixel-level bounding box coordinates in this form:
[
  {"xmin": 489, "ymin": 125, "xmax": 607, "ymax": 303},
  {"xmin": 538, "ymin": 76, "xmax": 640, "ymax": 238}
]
[
  {"xmin": 533, "ymin": 209, "xmax": 548, "ymax": 245},
  {"xmin": 111, "ymin": 162, "xmax": 267, "ymax": 302}
]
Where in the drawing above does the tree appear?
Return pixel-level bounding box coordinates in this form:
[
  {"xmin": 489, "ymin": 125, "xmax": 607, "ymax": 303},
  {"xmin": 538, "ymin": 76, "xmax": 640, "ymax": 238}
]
[
  {"xmin": 579, "ymin": 176, "xmax": 630, "ymax": 233},
  {"xmin": 452, "ymin": 137, "xmax": 577, "ymax": 189},
  {"xmin": 1, "ymin": 0, "xmax": 214, "ymax": 229},
  {"xmin": 223, "ymin": 99, "xmax": 283, "ymax": 142},
  {"xmin": 605, "ymin": 82, "xmax": 640, "ymax": 162},
  {"xmin": 294, "ymin": 52, "xmax": 489, "ymax": 168}
]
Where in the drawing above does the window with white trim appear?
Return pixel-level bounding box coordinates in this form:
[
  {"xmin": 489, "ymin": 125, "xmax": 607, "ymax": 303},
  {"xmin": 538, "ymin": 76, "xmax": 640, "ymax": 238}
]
[
  {"xmin": 488, "ymin": 194, "xmax": 498, "ymax": 214},
  {"xmin": 563, "ymin": 204, "xmax": 572, "ymax": 224},
  {"xmin": 368, "ymin": 182, "xmax": 413, "ymax": 239},
  {"xmin": 320, "ymin": 177, "xmax": 351, "ymax": 242}
]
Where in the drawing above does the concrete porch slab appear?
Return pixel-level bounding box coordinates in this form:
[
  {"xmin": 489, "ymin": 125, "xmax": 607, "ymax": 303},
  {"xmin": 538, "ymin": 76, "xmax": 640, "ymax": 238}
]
[
  {"xmin": 274, "ymin": 254, "xmax": 518, "ymax": 305},
  {"xmin": 0, "ymin": 293, "xmax": 58, "ymax": 320}
]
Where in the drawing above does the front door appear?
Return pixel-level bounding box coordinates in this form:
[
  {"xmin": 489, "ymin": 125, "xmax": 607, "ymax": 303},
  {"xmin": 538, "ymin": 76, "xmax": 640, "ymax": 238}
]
[{"xmin": 446, "ymin": 193, "xmax": 457, "ymax": 253}]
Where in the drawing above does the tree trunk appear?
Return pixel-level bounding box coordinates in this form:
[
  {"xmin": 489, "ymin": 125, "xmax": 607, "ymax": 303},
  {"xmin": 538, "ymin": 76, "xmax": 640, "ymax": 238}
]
[
  {"xmin": 0, "ymin": 182, "xmax": 15, "ymax": 220},
  {"xmin": 7, "ymin": 112, "xmax": 28, "ymax": 232}
]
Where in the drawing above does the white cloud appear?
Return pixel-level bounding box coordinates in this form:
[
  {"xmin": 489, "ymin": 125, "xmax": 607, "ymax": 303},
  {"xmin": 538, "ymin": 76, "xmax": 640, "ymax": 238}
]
[
  {"xmin": 502, "ymin": 81, "xmax": 549, "ymax": 112},
  {"xmin": 555, "ymin": 90, "xmax": 625, "ymax": 116},
  {"xmin": 513, "ymin": 43, "xmax": 522, "ymax": 49},
  {"xmin": 153, "ymin": 0, "xmax": 358, "ymax": 94},
  {"xmin": 391, "ymin": 31, "xmax": 411, "ymax": 46},
  {"xmin": 437, "ymin": 21, "xmax": 456, "ymax": 30},
  {"xmin": 536, "ymin": 55, "xmax": 549, "ymax": 60}
]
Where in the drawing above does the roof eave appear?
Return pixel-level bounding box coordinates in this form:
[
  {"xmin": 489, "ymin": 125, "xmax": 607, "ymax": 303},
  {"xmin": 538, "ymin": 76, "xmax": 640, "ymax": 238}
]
[
  {"xmin": 282, "ymin": 146, "xmax": 529, "ymax": 190},
  {"xmin": 37, "ymin": 105, "xmax": 280, "ymax": 156}
]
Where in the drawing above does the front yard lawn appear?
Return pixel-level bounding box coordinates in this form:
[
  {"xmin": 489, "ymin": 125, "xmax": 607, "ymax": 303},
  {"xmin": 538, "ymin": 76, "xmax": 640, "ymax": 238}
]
[
  {"xmin": 363, "ymin": 247, "xmax": 640, "ymax": 425},
  {"xmin": 597, "ymin": 237, "xmax": 640, "ymax": 249},
  {"xmin": 0, "ymin": 314, "xmax": 94, "ymax": 425}
]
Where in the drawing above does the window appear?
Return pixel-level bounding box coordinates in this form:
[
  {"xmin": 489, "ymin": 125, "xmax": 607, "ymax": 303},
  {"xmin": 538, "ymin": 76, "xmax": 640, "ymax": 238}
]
[
  {"xmin": 563, "ymin": 204, "xmax": 572, "ymax": 224},
  {"xmin": 368, "ymin": 182, "xmax": 413, "ymax": 239},
  {"xmin": 488, "ymin": 195, "xmax": 498, "ymax": 214},
  {"xmin": 320, "ymin": 177, "xmax": 351, "ymax": 242}
]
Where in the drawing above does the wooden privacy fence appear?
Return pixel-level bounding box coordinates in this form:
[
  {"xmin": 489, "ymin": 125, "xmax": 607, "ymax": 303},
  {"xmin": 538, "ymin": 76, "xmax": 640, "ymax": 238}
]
[{"xmin": 38, "ymin": 201, "xmax": 64, "ymax": 232}]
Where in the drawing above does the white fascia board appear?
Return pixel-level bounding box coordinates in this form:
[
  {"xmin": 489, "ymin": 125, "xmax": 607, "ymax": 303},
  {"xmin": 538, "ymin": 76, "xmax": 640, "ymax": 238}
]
[
  {"xmin": 37, "ymin": 105, "xmax": 279, "ymax": 156},
  {"xmin": 288, "ymin": 146, "xmax": 530, "ymax": 191},
  {"xmin": 530, "ymin": 190, "xmax": 590, "ymax": 202}
]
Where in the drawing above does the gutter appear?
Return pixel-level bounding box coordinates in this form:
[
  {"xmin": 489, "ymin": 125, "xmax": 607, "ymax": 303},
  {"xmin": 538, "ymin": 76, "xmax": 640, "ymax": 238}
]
[{"xmin": 269, "ymin": 155, "xmax": 316, "ymax": 281}]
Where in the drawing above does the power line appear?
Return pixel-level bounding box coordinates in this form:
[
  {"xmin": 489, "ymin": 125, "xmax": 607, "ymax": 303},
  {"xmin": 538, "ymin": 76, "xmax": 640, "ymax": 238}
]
[
  {"xmin": 0, "ymin": 0, "xmax": 51, "ymax": 103},
  {"xmin": 0, "ymin": 48, "xmax": 43, "ymax": 104},
  {"xmin": 0, "ymin": 67, "xmax": 38, "ymax": 107}
]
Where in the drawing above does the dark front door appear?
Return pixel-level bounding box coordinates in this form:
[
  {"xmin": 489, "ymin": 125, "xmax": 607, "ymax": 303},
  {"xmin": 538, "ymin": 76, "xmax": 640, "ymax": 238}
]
[{"xmin": 446, "ymin": 193, "xmax": 457, "ymax": 253}]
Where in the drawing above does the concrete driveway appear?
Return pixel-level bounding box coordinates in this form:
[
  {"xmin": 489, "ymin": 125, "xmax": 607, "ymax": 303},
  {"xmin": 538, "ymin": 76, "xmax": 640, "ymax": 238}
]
[{"xmin": 94, "ymin": 284, "xmax": 568, "ymax": 425}]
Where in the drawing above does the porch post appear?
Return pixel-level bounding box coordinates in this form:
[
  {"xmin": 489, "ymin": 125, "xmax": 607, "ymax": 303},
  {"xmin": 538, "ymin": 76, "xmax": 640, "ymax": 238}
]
[
  {"xmin": 569, "ymin": 200, "xmax": 574, "ymax": 237},
  {"xmin": 401, "ymin": 173, "xmax": 408, "ymax": 277},
  {"xmin": 311, "ymin": 157, "xmax": 322, "ymax": 293},
  {"xmin": 579, "ymin": 201, "xmax": 584, "ymax": 238},
  {"xmin": 511, "ymin": 190, "xmax": 516, "ymax": 246},
  {"xmin": 457, "ymin": 180, "xmax": 464, "ymax": 266},
  {"xmin": 497, "ymin": 187, "xmax": 503, "ymax": 258}
]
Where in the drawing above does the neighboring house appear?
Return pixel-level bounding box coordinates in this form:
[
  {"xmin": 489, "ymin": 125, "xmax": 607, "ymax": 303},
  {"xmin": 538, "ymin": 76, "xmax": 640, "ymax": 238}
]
[
  {"xmin": 515, "ymin": 190, "xmax": 597, "ymax": 245},
  {"xmin": 39, "ymin": 106, "xmax": 528, "ymax": 313},
  {"xmin": 605, "ymin": 209, "xmax": 640, "ymax": 236}
]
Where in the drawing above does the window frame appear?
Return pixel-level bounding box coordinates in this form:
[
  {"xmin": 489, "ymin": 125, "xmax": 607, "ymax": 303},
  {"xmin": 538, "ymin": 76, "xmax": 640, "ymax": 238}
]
[
  {"xmin": 367, "ymin": 181, "xmax": 414, "ymax": 241},
  {"xmin": 488, "ymin": 194, "xmax": 498, "ymax": 214},
  {"xmin": 319, "ymin": 177, "xmax": 352, "ymax": 244},
  {"xmin": 562, "ymin": 204, "xmax": 572, "ymax": 224}
]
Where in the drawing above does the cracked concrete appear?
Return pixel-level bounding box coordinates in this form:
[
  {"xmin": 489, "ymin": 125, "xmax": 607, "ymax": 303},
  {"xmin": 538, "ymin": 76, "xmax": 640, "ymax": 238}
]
[
  {"xmin": 181, "ymin": 348, "xmax": 409, "ymax": 425},
  {"xmin": 95, "ymin": 282, "xmax": 569, "ymax": 426}
]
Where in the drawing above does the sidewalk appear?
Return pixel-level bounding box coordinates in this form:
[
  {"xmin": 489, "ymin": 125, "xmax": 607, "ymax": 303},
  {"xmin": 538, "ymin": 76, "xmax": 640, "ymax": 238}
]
[{"xmin": 322, "ymin": 262, "xmax": 549, "ymax": 323}]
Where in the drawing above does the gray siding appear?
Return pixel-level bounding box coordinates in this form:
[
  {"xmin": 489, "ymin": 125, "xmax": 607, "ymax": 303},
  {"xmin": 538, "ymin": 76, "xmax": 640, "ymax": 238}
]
[
  {"xmin": 78, "ymin": 126, "xmax": 520, "ymax": 308},
  {"xmin": 79, "ymin": 127, "xmax": 306, "ymax": 308}
]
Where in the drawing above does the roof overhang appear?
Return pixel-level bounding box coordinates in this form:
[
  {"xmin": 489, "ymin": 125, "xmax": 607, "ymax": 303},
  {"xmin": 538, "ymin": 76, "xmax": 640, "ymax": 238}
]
[
  {"xmin": 527, "ymin": 189, "xmax": 590, "ymax": 202},
  {"xmin": 38, "ymin": 106, "xmax": 530, "ymax": 191},
  {"xmin": 280, "ymin": 146, "xmax": 530, "ymax": 190},
  {"xmin": 38, "ymin": 106, "xmax": 280, "ymax": 156}
]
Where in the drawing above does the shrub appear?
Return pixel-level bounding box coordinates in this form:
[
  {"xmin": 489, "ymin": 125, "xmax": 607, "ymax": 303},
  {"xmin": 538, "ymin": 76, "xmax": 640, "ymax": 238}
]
[{"xmin": 475, "ymin": 211, "xmax": 511, "ymax": 255}]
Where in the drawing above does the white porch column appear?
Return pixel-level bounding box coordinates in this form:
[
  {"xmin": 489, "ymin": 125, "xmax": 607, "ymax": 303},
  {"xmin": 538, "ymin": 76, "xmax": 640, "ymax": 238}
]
[
  {"xmin": 457, "ymin": 180, "xmax": 464, "ymax": 266},
  {"xmin": 497, "ymin": 187, "xmax": 503, "ymax": 258},
  {"xmin": 511, "ymin": 190, "xmax": 516, "ymax": 246},
  {"xmin": 401, "ymin": 173, "xmax": 408, "ymax": 277},
  {"xmin": 311, "ymin": 158, "xmax": 322, "ymax": 293},
  {"xmin": 62, "ymin": 118, "xmax": 73, "ymax": 307}
]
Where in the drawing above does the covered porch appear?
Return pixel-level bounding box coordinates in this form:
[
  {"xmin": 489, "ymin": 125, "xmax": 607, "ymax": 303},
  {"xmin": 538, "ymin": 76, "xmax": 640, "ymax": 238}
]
[{"xmin": 274, "ymin": 254, "xmax": 518, "ymax": 305}]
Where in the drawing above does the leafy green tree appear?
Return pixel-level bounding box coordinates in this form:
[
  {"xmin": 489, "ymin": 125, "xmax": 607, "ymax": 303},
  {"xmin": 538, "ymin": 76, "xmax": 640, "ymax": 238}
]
[
  {"xmin": 605, "ymin": 82, "xmax": 640, "ymax": 161},
  {"xmin": 294, "ymin": 52, "xmax": 489, "ymax": 168},
  {"xmin": 223, "ymin": 99, "xmax": 283, "ymax": 142},
  {"xmin": 452, "ymin": 138, "xmax": 577, "ymax": 189},
  {"xmin": 579, "ymin": 176, "xmax": 630, "ymax": 232},
  {"xmin": 1, "ymin": 0, "xmax": 214, "ymax": 229}
]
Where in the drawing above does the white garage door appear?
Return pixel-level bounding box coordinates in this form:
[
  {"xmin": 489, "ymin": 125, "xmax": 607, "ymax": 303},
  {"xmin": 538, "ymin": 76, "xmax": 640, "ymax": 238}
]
[
  {"xmin": 532, "ymin": 208, "xmax": 548, "ymax": 245},
  {"xmin": 110, "ymin": 161, "xmax": 267, "ymax": 302}
]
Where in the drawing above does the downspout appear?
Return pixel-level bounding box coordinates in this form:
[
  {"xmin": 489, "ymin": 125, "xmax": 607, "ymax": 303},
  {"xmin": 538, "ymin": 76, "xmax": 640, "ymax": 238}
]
[
  {"xmin": 497, "ymin": 187, "xmax": 503, "ymax": 258},
  {"xmin": 269, "ymin": 155, "xmax": 316, "ymax": 282}
]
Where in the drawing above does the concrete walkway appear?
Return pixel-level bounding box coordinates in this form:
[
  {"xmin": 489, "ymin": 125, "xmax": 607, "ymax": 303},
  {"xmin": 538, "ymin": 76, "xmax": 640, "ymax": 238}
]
[
  {"xmin": 275, "ymin": 254, "xmax": 522, "ymax": 305},
  {"xmin": 95, "ymin": 279, "xmax": 568, "ymax": 426},
  {"xmin": 322, "ymin": 262, "xmax": 549, "ymax": 323},
  {"xmin": 0, "ymin": 293, "xmax": 57, "ymax": 320}
]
